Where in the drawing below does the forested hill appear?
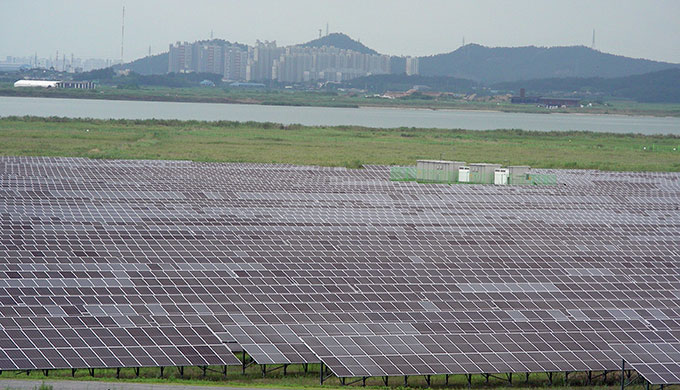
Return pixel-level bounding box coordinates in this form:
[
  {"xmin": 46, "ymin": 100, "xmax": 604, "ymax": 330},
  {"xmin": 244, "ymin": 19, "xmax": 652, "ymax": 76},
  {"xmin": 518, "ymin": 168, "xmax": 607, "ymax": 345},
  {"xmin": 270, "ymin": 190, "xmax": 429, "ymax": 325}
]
[
  {"xmin": 493, "ymin": 68, "xmax": 680, "ymax": 103},
  {"xmin": 419, "ymin": 44, "xmax": 680, "ymax": 83},
  {"xmin": 301, "ymin": 33, "xmax": 378, "ymax": 55}
]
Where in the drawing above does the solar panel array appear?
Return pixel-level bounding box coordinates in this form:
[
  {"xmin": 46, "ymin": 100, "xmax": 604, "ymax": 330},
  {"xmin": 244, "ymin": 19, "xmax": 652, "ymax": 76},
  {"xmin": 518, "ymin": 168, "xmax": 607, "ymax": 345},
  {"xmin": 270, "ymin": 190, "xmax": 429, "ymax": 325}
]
[{"xmin": 0, "ymin": 156, "xmax": 679, "ymax": 384}]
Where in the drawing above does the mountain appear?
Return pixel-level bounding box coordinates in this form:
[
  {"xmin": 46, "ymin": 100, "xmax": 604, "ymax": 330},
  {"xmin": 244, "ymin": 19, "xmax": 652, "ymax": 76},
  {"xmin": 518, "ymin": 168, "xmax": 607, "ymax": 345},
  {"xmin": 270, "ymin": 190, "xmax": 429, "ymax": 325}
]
[
  {"xmin": 419, "ymin": 44, "xmax": 680, "ymax": 84},
  {"xmin": 301, "ymin": 33, "xmax": 378, "ymax": 55},
  {"xmin": 113, "ymin": 52, "xmax": 168, "ymax": 75},
  {"xmin": 493, "ymin": 68, "xmax": 680, "ymax": 103}
]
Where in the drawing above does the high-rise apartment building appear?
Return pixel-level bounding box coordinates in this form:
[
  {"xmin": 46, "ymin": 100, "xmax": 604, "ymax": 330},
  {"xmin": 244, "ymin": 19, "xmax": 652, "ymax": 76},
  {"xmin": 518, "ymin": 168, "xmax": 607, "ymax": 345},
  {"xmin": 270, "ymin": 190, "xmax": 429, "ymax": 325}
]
[
  {"xmin": 405, "ymin": 56, "xmax": 420, "ymax": 76},
  {"xmin": 168, "ymin": 39, "xmax": 393, "ymax": 83},
  {"xmin": 168, "ymin": 42, "xmax": 194, "ymax": 73},
  {"xmin": 223, "ymin": 46, "xmax": 248, "ymax": 81},
  {"xmin": 196, "ymin": 44, "xmax": 223, "ymax": 75}
]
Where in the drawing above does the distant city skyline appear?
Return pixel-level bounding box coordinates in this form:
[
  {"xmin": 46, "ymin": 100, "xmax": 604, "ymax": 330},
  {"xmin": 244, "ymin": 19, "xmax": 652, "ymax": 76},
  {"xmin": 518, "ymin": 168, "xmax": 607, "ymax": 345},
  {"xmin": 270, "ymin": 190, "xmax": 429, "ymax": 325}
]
[{"xmin": 1, "ymin": 0, "xmax": 679, "ymax": 64}]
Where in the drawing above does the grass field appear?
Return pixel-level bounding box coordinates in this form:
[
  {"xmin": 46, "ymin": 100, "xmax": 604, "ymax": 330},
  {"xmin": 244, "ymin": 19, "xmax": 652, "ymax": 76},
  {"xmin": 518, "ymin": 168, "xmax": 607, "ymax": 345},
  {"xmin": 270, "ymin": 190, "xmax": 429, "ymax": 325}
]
[
  {"xmin": 0, "ymin": 116, "xmax": 679, "ymax": 172},
  {"xmin": 0, "ymin": 363, "xmax": 661, "ymax": 390},
  {"xmin": 1, "ymin": 85, "xmax": 680, "ymax": 117}
]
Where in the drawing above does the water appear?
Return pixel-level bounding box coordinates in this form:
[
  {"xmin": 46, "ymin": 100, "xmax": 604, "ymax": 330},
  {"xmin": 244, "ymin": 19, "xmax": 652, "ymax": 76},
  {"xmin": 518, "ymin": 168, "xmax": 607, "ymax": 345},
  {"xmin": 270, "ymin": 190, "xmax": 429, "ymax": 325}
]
[{"xmin": 1, "ymin": 96, "xmax": 679, "ymax": 134}]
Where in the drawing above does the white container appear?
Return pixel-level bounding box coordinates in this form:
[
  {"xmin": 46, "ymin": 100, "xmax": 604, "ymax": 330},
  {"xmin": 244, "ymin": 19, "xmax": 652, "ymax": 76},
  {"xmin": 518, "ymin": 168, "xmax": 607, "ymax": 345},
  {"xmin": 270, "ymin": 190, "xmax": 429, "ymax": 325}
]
[
  {"xmin": 494, "ymin": 168, "xmax": 509, "ymax": 185},
  {"xmin": 458, "ymin": 166, "xmax": 470, "ymax": 183}
]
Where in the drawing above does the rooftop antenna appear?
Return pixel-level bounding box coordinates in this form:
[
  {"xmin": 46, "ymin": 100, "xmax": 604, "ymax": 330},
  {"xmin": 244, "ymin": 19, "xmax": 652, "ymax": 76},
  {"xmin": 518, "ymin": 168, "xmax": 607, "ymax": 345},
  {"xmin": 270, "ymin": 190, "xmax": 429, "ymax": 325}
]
[
  {"xmin": 318, "ymin": 29, "xmax": 322, "ymax": 38},
  {"xmin": 591, "ymin": 29, "xmax": 595, "ymax": 49},
  {"xmin": 120, "ymin": 6, "xmax": 125, "ymax": 65}
]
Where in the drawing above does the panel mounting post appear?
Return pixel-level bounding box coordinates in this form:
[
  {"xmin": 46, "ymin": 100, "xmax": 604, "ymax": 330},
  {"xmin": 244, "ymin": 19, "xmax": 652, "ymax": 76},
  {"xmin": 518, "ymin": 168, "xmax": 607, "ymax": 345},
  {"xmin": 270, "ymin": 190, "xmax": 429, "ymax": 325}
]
[
  {"xmin": 383, "ymin": 376, "xmax": 389, "ymax": 386},
  {"xmin": 116, "ymin": 368, "xmax": 120, "ymax": 379},
  {"xmin": 445, "ymin": 374, "xmax": 449, "ymax": 385},
  {"xmin": 72, "ymin": 368, "xmax": 76, "ymax": 377},
  {"xmin": 425, "ymin": 375, "xmax": 431, "ymax": 387},
  {"xmin": 621, "ymin": 360, "xmax": 625, "ymax": 390},
  {"xmin": 547, "ymin": 372, "xmax": 553, "ymax": 386},
  {"xmin": 134, "ymin": 367, "xmax": 139, "ymax": 378},
  {"xmin": 404, "ymin": 375, "xmax": 408, "ymax": 387},
  {"xmin": 320, "ymin": 362, "xmax": 324, "ymax": 385},
  {"xmin": 160, "ymin": 366, "xmax": 164, "ymax": 378},
  {"xmin": 526, "ymin": 372, "xmax": 530, "ymax": 383},
  {"xmin": 587, "ymin": 371, "xmax": 592, "ymax": 385},
  {"xmin": 467, "ymin": 374, "xmax": 472, "ymax": 388}
]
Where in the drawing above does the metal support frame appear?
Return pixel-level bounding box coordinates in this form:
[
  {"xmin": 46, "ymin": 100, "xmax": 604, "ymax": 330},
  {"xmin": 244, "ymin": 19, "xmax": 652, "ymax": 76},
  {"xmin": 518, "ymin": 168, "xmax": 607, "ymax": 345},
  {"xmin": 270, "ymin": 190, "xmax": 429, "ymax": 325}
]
[
  {"xmin": 525, "ymin": 372, "xmax": 530, "ymax": 383},
  {"xmin": 177, "ymin": 366, "xmax": 184, "ymax": 378},
  {"xmin": 404, "ymin": 375, "xmax": 408, "ymax": 387},
  {"xmin": 383, "ymin": 376, "xmax": 389, "ymax": 386},
  {"xmin": 88, "ymin": 368, "xmax": 95, "ymax": 377},
  {"xmin": 547, "ymin": 372, "xmax": 553, "ymax": 385},
  {"xmin": 116, "ymin": 367, "xmax": 120, "ymax": 379},
  {"xmin": 223, "ymin": 365, "xmax": 228, "ymax": 378},
  {"xmin": 42, "ymin": 369, "xmax": 49, "ymax": 377},
  {"xmin": 445, "ymin": 374, "xmax": 449, "ymax": 385},
  {"xmin": 159, "ymin": 366, "xmax": 164, "ymax": 378},
  {"xmin": 319, "ymin": 362, "xmax": 333, "ymax": 385},
  {"xmin": 340, "ymin": 376, "xmax": 368, "ymax": 386},
  {"xmin": 484, "ymin": 373, "xmax": 514, "ymax": 384},
  {"xmin": 202, "ymin": 365, "xmax": 207, "ymax": 378},
  {"xmin": 424, "ymin": 375, "xmax": 431, "ymax": 387},
  {"xmin": 304, "ymin": 363, "xmax": 308, "ymax": 374},
  {"xmin": 241, "ymin": 350, "xmax": 255, "ymax": 374},
  {"xmin": 565, "ymin": 371, "xmax": 569, "ymax": 384},
  {"xmin": 261, "ymin": 364, "xmax": 289, "ymax": 376},
  {"xmin": 71, "ymin": 368, "xmax": 76, "ymax": 377},
  {"xmin": 134, "ymin": 367, "xmax": 139, "ymax": 378},
  {"xmin": 620, "ymin": 360, "xmax": 642, "ymax": 390},
  {"xmin": 467, "ymin": 374, "xmax": 473, "ymax": 388}
]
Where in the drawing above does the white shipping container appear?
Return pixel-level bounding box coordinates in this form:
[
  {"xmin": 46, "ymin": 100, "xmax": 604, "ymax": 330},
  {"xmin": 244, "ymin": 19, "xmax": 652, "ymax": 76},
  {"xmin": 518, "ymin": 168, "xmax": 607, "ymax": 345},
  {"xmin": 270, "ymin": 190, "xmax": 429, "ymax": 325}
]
[
  {"xmin": 458, "ymin": 166, "xmax": 470, "ymax": 183},
  {"xmin": 494, "ymin": 168, "xmax": 509, "ymax": 185}
]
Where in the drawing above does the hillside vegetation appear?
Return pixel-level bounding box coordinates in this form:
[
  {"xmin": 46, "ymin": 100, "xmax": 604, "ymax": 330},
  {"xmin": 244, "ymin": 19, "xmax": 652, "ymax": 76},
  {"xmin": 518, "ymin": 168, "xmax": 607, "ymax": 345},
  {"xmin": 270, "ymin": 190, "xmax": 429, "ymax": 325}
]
[{"xmin": 419, "ymin": 44, "xmax": 680, "ymax": 83}]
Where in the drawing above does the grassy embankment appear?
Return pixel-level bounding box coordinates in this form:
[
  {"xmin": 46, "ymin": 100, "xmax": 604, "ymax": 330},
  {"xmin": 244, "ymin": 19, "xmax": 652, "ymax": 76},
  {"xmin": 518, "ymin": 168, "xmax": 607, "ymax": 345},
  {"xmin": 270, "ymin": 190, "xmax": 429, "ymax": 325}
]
[
  {"xmin": 0, "ymin": 116, "xmax": 679, "ymax": 172},
  {"xmin": 1, "ymin": 84, "xmax": 679, "ymax": 117},
  {"xmin": 0, "ymin": 363, "xmax": 662, "ymax": 390}
]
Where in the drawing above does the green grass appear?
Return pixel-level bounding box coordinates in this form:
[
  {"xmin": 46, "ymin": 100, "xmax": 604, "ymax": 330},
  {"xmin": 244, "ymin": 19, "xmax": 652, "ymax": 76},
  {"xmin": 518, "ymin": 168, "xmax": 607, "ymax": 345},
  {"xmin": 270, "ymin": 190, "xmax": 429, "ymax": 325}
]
[
  {"xmin": 0, "ymin": 116, "xmax": 679, "ymax": 172},
  {"xmin": 0, "ymin": 364, "xmax": 668, "ymax": 390},
  {"xmin": 1, "ymin": 84, "xmax": 680, "ymax": 116}
]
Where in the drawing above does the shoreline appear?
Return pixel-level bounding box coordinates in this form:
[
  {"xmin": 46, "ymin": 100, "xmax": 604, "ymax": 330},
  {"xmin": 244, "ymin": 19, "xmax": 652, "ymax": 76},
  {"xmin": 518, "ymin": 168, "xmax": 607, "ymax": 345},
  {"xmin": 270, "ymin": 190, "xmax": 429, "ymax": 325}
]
[{"xmin": 0, "ymin": 90, "xmax": 678, "ymax": 119}]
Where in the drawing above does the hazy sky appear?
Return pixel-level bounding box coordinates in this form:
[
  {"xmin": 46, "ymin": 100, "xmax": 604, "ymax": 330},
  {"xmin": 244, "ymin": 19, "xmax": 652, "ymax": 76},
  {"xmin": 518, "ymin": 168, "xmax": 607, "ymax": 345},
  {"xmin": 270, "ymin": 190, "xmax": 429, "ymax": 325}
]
[{"xmin": 2, "ymin": 0, "xmax": 679, "ymax": 63}]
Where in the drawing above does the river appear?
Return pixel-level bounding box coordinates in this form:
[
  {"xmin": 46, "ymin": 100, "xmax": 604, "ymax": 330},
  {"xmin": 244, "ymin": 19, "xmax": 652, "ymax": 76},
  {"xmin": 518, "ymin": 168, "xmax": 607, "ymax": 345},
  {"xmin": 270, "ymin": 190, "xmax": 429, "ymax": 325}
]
[{"xmin": 1, "ymin": 96, "xmax": 679, "ymax": 134}]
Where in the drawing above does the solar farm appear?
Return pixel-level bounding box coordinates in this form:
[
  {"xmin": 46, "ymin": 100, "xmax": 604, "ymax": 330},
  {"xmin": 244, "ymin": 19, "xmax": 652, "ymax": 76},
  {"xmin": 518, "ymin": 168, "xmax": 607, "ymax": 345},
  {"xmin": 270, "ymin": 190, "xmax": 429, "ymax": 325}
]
[{"xmin": 0, "ymin": 156, "xmax": 679, "ymax": 388}]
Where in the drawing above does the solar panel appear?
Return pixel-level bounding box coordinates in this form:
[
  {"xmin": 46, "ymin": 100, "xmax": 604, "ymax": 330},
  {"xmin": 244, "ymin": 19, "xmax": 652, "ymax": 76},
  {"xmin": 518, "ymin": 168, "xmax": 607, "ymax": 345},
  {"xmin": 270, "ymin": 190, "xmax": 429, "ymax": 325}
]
[{"xmin": 0, "ymin": 157, "xmax": 679, "ymax": 384}]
